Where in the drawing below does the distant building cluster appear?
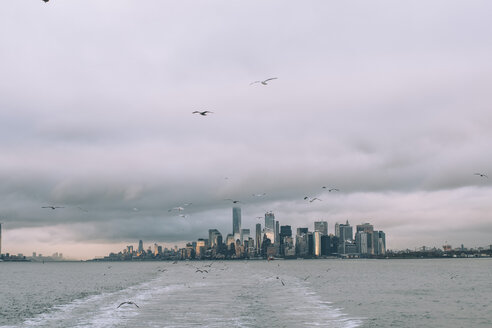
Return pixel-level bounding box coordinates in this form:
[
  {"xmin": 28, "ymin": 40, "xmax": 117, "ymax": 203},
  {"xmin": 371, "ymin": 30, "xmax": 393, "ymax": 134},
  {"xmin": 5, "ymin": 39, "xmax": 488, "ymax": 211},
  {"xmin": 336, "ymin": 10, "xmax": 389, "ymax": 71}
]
[{"xmin": 100, "ymin": 207, "xmax": 387, "ymax": 261}]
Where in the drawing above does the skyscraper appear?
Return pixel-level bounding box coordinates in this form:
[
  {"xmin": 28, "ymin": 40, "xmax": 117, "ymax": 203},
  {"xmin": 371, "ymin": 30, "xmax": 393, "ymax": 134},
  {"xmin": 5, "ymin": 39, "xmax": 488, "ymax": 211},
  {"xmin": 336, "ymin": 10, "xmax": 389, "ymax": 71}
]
[
  {"xmin": 339, "ymin": 220, "xmax": 353, "ymax": 242},
  {"xmin": 337, "ymin": 221, "xmax": 353, "ymax": 254},
  {"xmin": 314, "ymin": 231, "xmax": 322, "ymax": 257},
  {"xmin": 264, "ymin": 211, "xmax": 275, "ymax": 243},
  {"xmin": 255, "ymin": 223, "xmax": 262, "ymax": 255},
  {"xmin": 280, "ymin": 225, "xmax": 292, "ymax": 238},
  {"xmin": 378, "ymin": 231, "xmax": 386, "ymax": 255},
  {"xmin": 241, "ymin": 229, "xmax": 250, "ymax": 243},
  {"xmin": 356, "ymin": 223, "xmax": 374, "ymax": 233},
  {"xmin": 355, "ymin": 231, "xmax": 368, "ymax": 254},
  {"xmin": 138, "ymin": 240, "xmax": 143, "ymax": 254},
  {"xmin": 232, "ymin": 207, "xmax": 241, "ymax": 241},
  {"xmin": 275, "ymin": 221, "xmax": 280, "ymax": 245},
  {"xmin": 356, "ymin": 223, "xmax": 374, "ymax": 254},
  {"xmin": 209, "ymin": 229, "xmax": 221, "ymax": 248},
  {"xmin": 314, "ymin": 221, "xmax": 328, "ymax": 235},
  {"xmin": 279, "ymin": 225, "xmax": 292, "ymax": 257},
  {"xmin": 297, "ymin": 227, "xmax": 308, "ymax": 235}
]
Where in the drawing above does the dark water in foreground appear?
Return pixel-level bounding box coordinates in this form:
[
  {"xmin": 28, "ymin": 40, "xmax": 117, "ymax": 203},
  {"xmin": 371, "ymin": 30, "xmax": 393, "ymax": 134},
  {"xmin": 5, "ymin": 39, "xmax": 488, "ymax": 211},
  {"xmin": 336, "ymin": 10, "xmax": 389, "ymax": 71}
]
[{"xmin": 0, "ymin": 259, "xmax": 491, "ymax": 327}]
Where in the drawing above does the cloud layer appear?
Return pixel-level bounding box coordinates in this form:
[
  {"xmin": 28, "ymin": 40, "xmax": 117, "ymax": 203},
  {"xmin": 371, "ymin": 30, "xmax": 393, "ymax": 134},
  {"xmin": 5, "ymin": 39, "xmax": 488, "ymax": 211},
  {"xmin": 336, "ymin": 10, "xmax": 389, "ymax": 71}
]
[{"xmin": 1, "ymin": 1, "xmax": 491, "ymax": 258}]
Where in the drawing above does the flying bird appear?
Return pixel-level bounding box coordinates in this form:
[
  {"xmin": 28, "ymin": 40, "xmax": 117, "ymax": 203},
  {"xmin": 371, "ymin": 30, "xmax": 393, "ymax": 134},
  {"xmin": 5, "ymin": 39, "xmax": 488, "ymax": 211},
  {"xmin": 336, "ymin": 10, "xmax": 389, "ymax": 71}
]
[
  {"xmin": 322, "ymin": 187, "xmax": 339, "ymax": 192},
  {"xmin": 42, "ymin": 206, "xmax": 64, "ymax": 210},
  {"xmin": 192, "ymin": 111, "xmax": 213, "ymax": 116},
  {"xmin": 179, "ymin": 214, "xmax": 189, "ymax": 218},
  {"xmin": 252, "ymin": 193, "xmax": 266, "ymax": 197},
  {"xmin": 224, "ymin": 199, "xmax": 242, "ymax": 204},
  {"xmin": 304, "ymin": 197, "xmax": 321, "ymax": 203},
  {"xmin": 183, "ymin": 203, "xmax": 193, "ymax": 206},
  {"xmin": 474, "ymin": 173, "xmax": 488, "ymax": 178},
  {"xmin": 196, "ymin": 269, "xmax": 208, "ymax": 273},
  {"xmin": 117, "ymin": 301, "xmax": 139, "ymax": 309},
  {"xmin": 42, "ymin": 0, "xmax": 49, "ymax": 2},
  {"xmin": 256, "ymin": 216, "xmax": 263, "ymax": 220},
  {"xmin": 250, "ymin": 77, "xmax": 278, "ymax": 86}
]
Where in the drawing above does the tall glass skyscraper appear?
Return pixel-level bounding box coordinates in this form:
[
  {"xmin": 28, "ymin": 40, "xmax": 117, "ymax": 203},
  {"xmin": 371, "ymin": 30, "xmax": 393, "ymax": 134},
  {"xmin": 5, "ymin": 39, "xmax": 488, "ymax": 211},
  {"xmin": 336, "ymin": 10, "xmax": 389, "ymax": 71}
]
[
  {"xmin": 255, "ymin": 223, "xmax": 262, "ymax": 254},
  {"xmin": 232, "ymin": 207, "xmax": 241, "ymax": 241},
  {"xmin": 264, "ymin": 211, "xmax": 275, "ymax": 243}
]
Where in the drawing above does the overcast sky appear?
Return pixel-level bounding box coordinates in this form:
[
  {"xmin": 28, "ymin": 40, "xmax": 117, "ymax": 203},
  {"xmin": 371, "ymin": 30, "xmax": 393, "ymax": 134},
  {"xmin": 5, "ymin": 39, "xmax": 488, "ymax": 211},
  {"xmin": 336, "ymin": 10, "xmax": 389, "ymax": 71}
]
[{"xmin": 1, "ymin": 1, "xmax": 491, "ymax": 259}]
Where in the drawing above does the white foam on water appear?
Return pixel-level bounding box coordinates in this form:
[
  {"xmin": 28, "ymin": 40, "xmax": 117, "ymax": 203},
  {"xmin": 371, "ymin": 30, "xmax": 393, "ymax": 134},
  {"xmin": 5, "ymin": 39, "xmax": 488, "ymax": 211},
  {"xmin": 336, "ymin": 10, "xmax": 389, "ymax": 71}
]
[
  {"xmin": 9, "ymin": 274, "xmax": 186, "ymax": 328},
  {"xmin": 230, "ymin": 273, "xmax": 364, "ymax": 328},
  {"xmin": 5, "ymin": 264, "xmax": 364, "ymax": 328}
]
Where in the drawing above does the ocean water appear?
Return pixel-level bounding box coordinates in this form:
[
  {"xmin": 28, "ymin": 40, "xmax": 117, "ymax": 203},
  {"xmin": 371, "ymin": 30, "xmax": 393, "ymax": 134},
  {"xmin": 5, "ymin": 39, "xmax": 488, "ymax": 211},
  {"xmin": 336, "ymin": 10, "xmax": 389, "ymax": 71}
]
[{"xmin": 0, "ymin": 259, "xmax": 491, "ymax": 327}]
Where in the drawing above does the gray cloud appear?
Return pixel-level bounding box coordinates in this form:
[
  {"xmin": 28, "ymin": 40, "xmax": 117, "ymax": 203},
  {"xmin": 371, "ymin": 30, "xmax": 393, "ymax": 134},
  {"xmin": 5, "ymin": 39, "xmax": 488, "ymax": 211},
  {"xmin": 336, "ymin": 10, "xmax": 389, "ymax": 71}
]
[{"xmin": 1, "ymin": 1, "xmax": 492, "ymax": 258}]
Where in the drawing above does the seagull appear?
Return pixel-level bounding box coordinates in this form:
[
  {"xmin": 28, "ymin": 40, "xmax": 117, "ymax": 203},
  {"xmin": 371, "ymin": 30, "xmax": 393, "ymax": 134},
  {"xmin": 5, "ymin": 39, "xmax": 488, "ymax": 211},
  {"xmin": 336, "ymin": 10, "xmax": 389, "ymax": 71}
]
[
  {"xmin": 179, "ymin": 214, "xmax": 189, "ymax": 218},
  {"xmin": 224, "ymin": 199, "xmax": 242, "ymax": 204},
  {"xmin": 117, "ymin": 301, "xmax": 140, "ymax": 309},
  {"xmin": 474, "ymin": 173, "xmax": 488, "ymax": 178},
  {"xmin": 42, "ymin": 0, "xmax": 49, "ymax": 2},
  {"xmin": 196, "ymin": 269, "xmax": 208, "ymax": 273},
  {"xmin": 304, "ymin": 197, "xmax": 322, "ymax": 202},
  {"xmin": 192, "ymin": 111, "xmax": 213, "ymax": 116},
  {"xmin": 256, "ymin": 216, "xmax": 263, "ymax": 220},
  {"xmin": 322, "ymin": 187, "xmax": 340, "ymax": 192},
  {"xmin": 168, "ymin": 207, "xmax": 185, "ymax": 212},
  {"xmin": 252, "ymin": 193, "xmax": 266, "ymax": 197},
  {"xmin": 250, "ymin": 77, "xmax": 278, "ymax": 86},
  {"xmin": 183, "ymin": 203, "xmax": 193, "ymax": 207},
  {"xmin": 42, "ymin": 206, "xmax": 64, "ymax": 210}
]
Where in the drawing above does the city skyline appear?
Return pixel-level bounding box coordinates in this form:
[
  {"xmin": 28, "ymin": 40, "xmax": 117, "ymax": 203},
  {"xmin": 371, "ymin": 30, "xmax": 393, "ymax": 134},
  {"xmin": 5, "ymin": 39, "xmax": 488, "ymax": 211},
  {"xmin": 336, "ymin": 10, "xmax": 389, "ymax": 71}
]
[{"xmin": 1, "ymin": 1, "xmax": 492, "ymax": 259}]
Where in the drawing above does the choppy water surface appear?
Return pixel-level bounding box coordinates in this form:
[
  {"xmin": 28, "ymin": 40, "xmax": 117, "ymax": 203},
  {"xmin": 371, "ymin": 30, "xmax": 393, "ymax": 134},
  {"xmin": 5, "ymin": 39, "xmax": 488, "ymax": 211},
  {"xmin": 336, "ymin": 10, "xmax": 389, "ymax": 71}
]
[{"xmin": 0, "ymin": 259, "xmax": 491, "ymax": 327}]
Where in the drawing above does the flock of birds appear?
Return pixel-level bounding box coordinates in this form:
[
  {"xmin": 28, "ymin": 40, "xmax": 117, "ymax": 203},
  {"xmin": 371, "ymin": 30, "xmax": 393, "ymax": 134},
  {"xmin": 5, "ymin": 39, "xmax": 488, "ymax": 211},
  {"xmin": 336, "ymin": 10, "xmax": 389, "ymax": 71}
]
[{"xmin": 40, "ymin": 171, "xmax": 488, "ymax": 216}]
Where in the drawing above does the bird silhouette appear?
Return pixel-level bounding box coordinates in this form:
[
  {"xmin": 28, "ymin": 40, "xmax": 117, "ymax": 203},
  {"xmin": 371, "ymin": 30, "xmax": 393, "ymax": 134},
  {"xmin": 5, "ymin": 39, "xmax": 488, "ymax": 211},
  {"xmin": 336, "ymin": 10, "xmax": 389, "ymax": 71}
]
[
  {"xmin": 322, "ymin": 187, "xmax": 339, "ymax": 192},
  {"xmin": 192, "ymin": 111, "xmax": 213, "ymax": 116},
  {"xmin": 224, "ymin": 199, "xmax": 242, "ymax": 204},
  {"xmin": 250, "ymin": 77, "xmax": 278, "ymax": 86},
  {"xmin": 42, "ymin": 206, "xmax": 64, "ymax": 210},
  {"xmin": 304, "ymin": 197, "xmax": 321, "ymax": 202},
  {"xmin": 117, "ymin": 301, "xmax": 139, "ymax": 309},
  {"xmin": 474, "ymin": 173, "xmax": 488, "ymax": 178}
]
